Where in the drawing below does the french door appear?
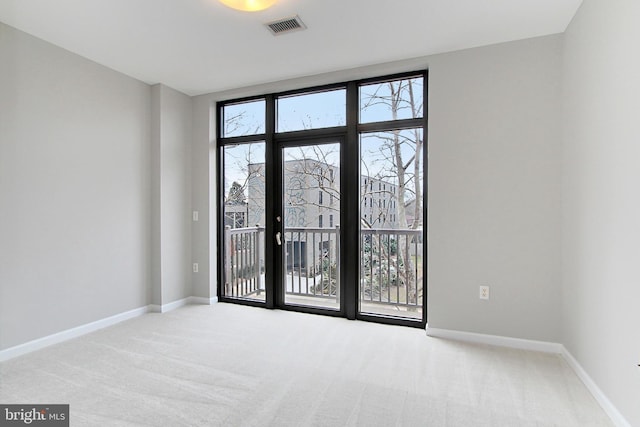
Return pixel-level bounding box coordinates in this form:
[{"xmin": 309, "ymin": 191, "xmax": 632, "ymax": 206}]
[
  {"xmin": 279, "ymin": 140, "xmax": 342, "ymax": 312},
  {"xmin": 218, "ymin": 71, "xmax": 427, "ymax": 327},
  {"xmin": 219, "ymin": 136, "xmax": 347, "ymax": 316}
]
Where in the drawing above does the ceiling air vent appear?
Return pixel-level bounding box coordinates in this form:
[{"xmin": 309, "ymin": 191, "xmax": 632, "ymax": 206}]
[{"xmin": 265, "ymin": 15, "xmax": 306, "ymax": 36}]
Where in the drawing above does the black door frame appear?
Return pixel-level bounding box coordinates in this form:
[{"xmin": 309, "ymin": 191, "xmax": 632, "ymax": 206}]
[{"xmin": 272, "ymin": 134, "xmax": 349, "ymax": 318}]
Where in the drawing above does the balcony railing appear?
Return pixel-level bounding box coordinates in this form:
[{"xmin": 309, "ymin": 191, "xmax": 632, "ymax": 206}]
[
  {"xmin": 283, "ymin": 226, "xmax": 340, "ymax": 302},
  {"xmin": 224, "ymin": 225, "xmax": 264, "ymax": 299},
  {"xmin": 360, "ymin": 228, "xmax": 423, "ymax": 316},
  {"xmin": 224, "ymin": 225, "xmax": 423, "ymax": 317}
]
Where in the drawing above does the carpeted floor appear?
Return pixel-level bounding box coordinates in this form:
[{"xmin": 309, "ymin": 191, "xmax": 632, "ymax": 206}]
[{"xmin": 0, "ymin": 304, "xmax": 612, "ymax": 426}]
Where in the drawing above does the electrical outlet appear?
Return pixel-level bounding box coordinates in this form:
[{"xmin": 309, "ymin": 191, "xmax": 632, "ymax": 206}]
[
  {"xmin": 193, "ymin": 263, "xmax": 199, "ymax": 273},
  {"xmin": 479, "ymin": 285, "xmax": 490, "ymax": 300}
]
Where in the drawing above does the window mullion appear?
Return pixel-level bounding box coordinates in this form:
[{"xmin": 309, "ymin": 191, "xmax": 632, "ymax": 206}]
[
  {"xmin": 342, "ymin": 81, "xmax": 359, "ymax": 320},
  {"xmin": 264, "ymin": 94, "xmax": 277, "ymax": 309}
]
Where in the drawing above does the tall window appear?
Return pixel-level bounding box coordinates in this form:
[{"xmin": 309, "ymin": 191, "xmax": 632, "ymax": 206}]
[
  {"xmin": 217, "ymin": 71, "xmax": 427, "ymax": 327},
  {"xmin": 359, "ymin": 74, "xmax": 425, "ymax": 320}
]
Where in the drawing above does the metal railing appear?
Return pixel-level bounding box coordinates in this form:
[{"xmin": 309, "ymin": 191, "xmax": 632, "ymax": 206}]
[
  {"xmin": 360, "ymin": 228, "xmax": 423, "ymax": 310},
  {"xmin": 283, "ymin": 226, "xmax": 340, "ymax": 302},
  {"xmin": 224, "ymin": 225, "xmax": 423, "ymax": 312},
  {"xmin": 224, "ymin": 225, "xmax": 264, "ymax": 298}
]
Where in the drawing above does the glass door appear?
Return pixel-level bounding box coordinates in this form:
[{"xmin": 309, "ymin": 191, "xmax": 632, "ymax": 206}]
[{"xmin": 279, "ymin": 141, "xmax": 341, "ymax": 311}]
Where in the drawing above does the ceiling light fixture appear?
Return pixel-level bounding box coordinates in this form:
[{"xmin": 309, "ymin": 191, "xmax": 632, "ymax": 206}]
[{"xmin": 219, "ymin": 0, "xmax": 276, "ymax": 12}]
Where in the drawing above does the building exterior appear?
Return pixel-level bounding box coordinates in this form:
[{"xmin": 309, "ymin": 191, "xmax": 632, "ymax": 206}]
[
  {"xmin": 360, "ymin": 176, "xmax": 400, "ymax": 229},
  {"xmin": 241, "ymin": 159, "xmax": 400, "ymax": 230},
  {"xmin": 222, "ymin": 159, "xmax": 402, "ymax": 275}
]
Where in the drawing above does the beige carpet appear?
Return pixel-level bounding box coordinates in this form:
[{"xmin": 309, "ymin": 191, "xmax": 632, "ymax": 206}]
[{"xmin": 0, "ymin": 304, "xmax": 612, "ymax": 426}]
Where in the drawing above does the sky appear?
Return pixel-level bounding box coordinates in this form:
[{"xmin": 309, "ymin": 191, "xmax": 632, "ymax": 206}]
[{"xmin": 222, "ymin": 77, "xmax": 423, "ymax": 137}]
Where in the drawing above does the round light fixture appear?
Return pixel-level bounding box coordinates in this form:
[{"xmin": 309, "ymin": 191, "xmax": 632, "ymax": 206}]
[{"xmin": 219, "ymin": 0, "xmax": 276, "ymax": 12}]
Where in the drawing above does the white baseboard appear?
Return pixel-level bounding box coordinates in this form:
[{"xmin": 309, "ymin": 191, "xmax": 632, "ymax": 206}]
[
  {"xmin": 188, "ymin": 296, "xmax": 218, "ymax": 305},
  {"xmin": 426, "ymin": 327, "xmax": 563, "ymax": 353},
  {"xmin": 560, "ymin": 346, "xmax": 631, "ymax": 427},
  {"xmin": 148, "ymin": 296, "xmax": 217, "ymax": 313},
  {"xmin": 0, "ymin": 297, "xmax": 219, "ymax": 362},
  {"xmin": 148, "ymin": 304, "xmax": 162, "ymax": 313},
  {"xmin": 150, "ymin": 297, "xmax": 191, "ymax": 313},
  {"xmin": 0, "ymin": 306, "xmax": 150, "ymax": 362}
]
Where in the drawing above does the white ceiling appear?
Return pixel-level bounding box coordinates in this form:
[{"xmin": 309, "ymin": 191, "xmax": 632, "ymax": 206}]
[{"xmin": 0, "ymin": 0, "xmax": 582, "ymax": 96}]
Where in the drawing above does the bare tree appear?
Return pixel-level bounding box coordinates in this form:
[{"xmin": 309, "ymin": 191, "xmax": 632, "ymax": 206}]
[
  {"xmin": 360, "ymin": 78, "xmax": 424, "ymax": 306},
  {"xmin": 226, "ymin": 181, "xmax": 246, "ymax": 205}
]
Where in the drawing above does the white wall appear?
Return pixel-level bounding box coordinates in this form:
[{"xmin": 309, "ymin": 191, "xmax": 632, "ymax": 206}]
[
  {"xmin": 190, "ymin": 96, "xmax": 215, "ymax": 301},
  {"xmin": 150, "ymin": 84, "xmax": 193, "ymax": 306},
  {"xmin": 428, "ymin": 36, "xmax": 563, "ymax": 342},
  {"xmin": 192, "ymin": 35, "xmax": 564, "ymax": 343},
  {"xmin": 0, "ymin": 22, "xmax": 151, "ymax": 349},
  {"xmin": 562, "ymin": 1, "xmax": 640, "ymax": 425}
]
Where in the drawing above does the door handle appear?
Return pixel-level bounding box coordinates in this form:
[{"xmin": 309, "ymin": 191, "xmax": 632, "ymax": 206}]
[{"xmin": 275, "ymin": 232, "xmax": 282, "ymax": 246}]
